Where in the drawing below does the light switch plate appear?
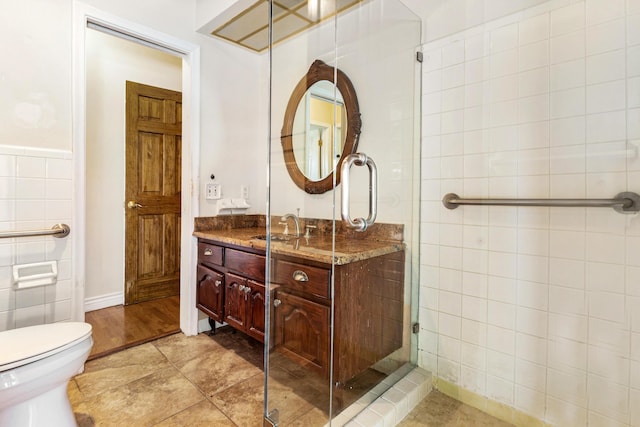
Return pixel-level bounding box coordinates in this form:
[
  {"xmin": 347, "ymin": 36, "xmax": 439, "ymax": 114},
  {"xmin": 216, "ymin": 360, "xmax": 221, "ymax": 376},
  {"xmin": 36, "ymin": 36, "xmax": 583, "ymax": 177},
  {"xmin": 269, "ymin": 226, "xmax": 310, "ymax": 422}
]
[{"xmin": 206, "ymin": 183, "xmax": 221, "ymax": 199}]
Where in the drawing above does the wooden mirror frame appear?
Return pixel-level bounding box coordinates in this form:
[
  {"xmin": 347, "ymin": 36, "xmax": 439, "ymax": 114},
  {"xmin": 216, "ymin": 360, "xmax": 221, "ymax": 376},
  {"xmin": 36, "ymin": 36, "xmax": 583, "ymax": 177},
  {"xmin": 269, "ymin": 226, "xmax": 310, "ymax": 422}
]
[{"xmin": 281, "ymin": 60, "xmax": 361, "ymax": 194}]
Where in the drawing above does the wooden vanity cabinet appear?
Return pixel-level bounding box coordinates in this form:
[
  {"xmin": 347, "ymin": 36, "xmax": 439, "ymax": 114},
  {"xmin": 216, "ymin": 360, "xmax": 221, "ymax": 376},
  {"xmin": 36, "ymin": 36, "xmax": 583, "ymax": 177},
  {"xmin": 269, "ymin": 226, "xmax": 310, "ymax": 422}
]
[
  {"xmin": 196, "ymin": 236, "xmax": 405, "ymax": 390},
  {"xmin": 196, "ymin": 239, "xmax": 267, "ymax": 343},
  {"xmin": 272, "ymin": 249, "xmax": 405, "ymax": 388}
]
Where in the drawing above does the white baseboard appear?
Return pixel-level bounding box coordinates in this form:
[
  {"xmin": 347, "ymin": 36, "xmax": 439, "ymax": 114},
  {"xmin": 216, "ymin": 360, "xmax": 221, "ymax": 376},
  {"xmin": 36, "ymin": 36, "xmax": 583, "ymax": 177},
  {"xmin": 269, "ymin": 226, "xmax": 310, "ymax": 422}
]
[{"xmin": 84, "ymin": 292, "xmax": 124, "ymax": 312}]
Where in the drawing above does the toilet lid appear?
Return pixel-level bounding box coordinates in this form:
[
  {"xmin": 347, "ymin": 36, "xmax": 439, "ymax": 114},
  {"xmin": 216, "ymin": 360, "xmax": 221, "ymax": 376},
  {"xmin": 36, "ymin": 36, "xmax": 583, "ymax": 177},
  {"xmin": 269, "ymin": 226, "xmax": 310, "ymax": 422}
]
[{"xmin": 0, "ymin": 322, "xmax": 92, "ymax": 371}]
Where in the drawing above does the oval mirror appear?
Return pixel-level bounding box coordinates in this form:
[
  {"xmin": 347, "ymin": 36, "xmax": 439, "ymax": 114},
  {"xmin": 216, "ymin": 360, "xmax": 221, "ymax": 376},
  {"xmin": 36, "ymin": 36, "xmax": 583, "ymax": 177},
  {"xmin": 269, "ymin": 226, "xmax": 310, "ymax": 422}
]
[{"xmin": 281, "ymin": 60, "xmax": 361, "ymax": 194}]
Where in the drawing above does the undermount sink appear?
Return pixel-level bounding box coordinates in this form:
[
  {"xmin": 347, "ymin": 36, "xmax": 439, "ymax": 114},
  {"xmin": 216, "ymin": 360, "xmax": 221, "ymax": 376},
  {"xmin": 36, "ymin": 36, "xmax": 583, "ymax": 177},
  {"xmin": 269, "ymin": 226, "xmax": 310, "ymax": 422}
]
[{"xmin": 252, "ymin": 233, "xmax": 297, "ymax": 242}]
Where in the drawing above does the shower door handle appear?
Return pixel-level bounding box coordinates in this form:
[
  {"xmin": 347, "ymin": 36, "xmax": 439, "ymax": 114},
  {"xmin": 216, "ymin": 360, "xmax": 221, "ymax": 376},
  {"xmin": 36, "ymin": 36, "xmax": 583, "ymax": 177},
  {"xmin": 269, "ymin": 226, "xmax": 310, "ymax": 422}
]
[{"xmin": 340, "ymin": 152, "xmax": 378, "ymax": 232}]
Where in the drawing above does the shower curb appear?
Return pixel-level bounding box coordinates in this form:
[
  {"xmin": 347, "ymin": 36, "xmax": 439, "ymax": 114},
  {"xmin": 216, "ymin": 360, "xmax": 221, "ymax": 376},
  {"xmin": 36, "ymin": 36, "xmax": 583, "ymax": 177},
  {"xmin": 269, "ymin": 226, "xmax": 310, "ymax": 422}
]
[{"xmin": 331, "ymin": 367, "xmax": 432, "ymax": 426}]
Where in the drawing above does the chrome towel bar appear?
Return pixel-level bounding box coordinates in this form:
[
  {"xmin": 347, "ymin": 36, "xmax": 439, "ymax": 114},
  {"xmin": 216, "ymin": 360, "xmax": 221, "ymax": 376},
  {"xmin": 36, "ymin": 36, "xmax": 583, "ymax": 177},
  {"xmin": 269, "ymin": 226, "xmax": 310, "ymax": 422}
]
[
  {"xmin": 442, "ymin": 192, "xmax": 640, "ymax": 214},
  {"xmin": 0, "ymin": 224, "xmax": 71, "ymax": 239}
]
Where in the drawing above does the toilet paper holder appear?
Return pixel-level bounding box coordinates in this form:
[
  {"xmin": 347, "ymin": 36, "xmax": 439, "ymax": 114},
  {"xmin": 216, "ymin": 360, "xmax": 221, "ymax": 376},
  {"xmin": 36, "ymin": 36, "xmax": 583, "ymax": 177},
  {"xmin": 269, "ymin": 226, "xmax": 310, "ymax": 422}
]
[{"xmin": 12, "ymin": 261, "xmax": 58, "ymax": 289}]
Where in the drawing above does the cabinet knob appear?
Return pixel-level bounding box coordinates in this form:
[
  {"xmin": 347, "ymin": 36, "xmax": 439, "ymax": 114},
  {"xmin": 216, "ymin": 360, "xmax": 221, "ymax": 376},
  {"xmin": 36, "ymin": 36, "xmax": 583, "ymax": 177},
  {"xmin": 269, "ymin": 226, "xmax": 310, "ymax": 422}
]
[
  {"xmin": 243, "ymin": 287, "xmax": 251, "ymax": 294},
  {"xmin": 204, "ymin": 248, "xmax": 213, "ymax": 256},
  {"xmin": 292, "ymin": 270, "xmax": 308, "ymax": 282},
  {"xmin": 215, "ymin": 280, "xmax": 221, "ymax": 287},
  {"xmin": 238, "ymin": 284, "xmax": 246, "ymax": 291},
  {"xmin": 273, "ymin": 299, "xmax": 281, "ymax": 307}
]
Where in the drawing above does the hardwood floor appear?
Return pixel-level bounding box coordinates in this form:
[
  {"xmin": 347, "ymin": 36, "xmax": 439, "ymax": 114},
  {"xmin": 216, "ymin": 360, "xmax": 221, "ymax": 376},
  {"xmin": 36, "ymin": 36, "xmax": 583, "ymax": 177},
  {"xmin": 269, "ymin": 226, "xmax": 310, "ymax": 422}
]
[{"xmin": 84, "ymin": 295, "xmax": 180, "ymax": 360}]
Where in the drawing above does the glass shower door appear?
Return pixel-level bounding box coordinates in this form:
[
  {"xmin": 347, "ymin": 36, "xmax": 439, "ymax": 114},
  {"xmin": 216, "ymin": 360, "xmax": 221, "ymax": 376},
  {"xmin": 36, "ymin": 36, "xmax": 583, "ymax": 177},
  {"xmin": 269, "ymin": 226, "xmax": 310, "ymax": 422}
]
[{"xmin": 265, "ymin": 0, "xmax": 421, "ymax": 425}]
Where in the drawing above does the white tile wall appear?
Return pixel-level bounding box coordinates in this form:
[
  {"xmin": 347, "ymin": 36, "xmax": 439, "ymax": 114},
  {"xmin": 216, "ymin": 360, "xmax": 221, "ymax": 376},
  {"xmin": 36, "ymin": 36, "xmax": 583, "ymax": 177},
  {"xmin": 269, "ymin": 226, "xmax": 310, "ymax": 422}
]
[
  {"xmin": 419, "ymin": 0, "xmax": 640, "ymax": 425},
  {"xmin": 0, "ymin": 146, "xmax": 73, "ymax": 331}
]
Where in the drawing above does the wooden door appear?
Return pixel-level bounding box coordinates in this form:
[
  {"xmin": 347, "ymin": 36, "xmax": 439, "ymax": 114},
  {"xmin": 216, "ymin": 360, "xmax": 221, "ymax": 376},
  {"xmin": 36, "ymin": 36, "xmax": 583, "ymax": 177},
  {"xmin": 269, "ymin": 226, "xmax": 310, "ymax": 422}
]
[{"xmin": 125, "ymin": 81, "xmax": 182, "ymax": 304}]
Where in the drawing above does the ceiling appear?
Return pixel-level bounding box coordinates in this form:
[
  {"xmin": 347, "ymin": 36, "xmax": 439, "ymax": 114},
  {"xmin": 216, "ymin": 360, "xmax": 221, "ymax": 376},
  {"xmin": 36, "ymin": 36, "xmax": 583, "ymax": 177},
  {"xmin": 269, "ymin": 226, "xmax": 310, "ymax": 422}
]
[{"xmin": 209, "ymin": 0, "xmax": 364, "ymax": 52}]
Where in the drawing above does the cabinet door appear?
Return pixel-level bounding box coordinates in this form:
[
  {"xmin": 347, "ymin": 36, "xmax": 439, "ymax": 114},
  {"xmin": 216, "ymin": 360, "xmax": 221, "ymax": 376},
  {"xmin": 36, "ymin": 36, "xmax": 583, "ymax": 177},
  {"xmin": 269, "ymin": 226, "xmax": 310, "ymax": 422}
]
[
  {"xmin": 273, "ymin": 290, "xmax": 330, "ymax": 377},
  {"xmin": 224, "ymin": 272, "xmax": 247, "ymax": 330},
  {"xmin": 245, "ymin": 279, "xmax": 266, "ymax": 342},
  {"xmin": 196, "ymin": 265, "xmax": 224, "ymax": 322}
]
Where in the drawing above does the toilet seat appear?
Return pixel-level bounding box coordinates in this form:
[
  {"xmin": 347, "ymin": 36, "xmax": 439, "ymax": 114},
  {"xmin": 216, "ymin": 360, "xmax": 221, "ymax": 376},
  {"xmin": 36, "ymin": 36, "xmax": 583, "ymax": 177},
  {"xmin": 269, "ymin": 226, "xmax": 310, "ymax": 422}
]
[{"xmin": 0, "ymin": 322, "xmax": 92, "ymax": 371}]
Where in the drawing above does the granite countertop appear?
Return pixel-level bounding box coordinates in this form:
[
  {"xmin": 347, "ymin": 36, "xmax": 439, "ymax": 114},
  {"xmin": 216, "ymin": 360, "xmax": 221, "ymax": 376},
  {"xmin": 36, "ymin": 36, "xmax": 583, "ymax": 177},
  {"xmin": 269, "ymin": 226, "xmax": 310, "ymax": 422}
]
[{"xmin": 193, "ymin": 216, "xmax": 405, "ymax": 265}]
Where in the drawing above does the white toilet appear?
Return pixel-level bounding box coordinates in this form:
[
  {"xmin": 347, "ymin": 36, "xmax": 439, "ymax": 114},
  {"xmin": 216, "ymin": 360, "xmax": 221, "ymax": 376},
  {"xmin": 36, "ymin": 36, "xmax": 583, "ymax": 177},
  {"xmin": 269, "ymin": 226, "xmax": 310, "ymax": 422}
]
[{"xmin": 0, "ymin": 322, "xmax": 93, "ymax": 427}]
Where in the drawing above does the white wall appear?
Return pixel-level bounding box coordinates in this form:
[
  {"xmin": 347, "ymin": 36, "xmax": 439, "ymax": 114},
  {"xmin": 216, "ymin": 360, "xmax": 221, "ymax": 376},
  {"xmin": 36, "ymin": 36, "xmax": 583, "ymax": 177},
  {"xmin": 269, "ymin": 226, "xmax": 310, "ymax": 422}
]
[
  {"xmin": 84, "ymin": 29, "xmax": 182, "ymax": 303},
  {"xmin": 0, "ymin": 0, "xmax": 75, "ymax": 330},
  {"xmin": 197, "ymin": 41, "xmax": 265, "ymax": 216},
  {"xmin": 0, "ymin": 0, "xmax": 262, "ymax": 328},
  {"xmin": 418, "ymin": 0, "xmax": 640, "ymax": 425},
  {"xmin": 0, "ymin": 1, "xmax": 73, "ymax": 152}
]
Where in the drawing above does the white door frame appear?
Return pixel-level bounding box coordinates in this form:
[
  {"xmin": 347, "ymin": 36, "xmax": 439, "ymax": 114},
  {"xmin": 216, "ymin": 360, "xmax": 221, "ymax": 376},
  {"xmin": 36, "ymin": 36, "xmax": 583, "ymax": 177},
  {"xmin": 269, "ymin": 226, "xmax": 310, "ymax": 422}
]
[{"xmin": 72, "ymin": 1, "xmax": 201, "ymax": 335}]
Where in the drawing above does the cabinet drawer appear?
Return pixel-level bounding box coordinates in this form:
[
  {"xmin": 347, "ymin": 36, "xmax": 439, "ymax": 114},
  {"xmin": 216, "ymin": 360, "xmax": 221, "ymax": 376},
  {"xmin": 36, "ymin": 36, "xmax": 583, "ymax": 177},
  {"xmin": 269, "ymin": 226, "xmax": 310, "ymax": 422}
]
[
  {"xmin": 225, "ymin": 248, "xmax": 265, "ymax": 282},
  {"xmin": 198, "ymin": 242, "xmax": 223, "ymax": 266},
  {"xmin": 274, "ymin": 260, "xmax": 330, "ymax": 299}
]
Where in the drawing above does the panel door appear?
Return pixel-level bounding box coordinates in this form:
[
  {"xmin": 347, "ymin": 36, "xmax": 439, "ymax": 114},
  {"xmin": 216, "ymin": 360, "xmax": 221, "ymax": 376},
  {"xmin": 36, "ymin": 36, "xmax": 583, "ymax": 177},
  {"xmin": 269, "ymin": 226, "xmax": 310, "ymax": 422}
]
[{"xmin": 124, "ymin": 81, "xmax": 182, "ymax": 304}]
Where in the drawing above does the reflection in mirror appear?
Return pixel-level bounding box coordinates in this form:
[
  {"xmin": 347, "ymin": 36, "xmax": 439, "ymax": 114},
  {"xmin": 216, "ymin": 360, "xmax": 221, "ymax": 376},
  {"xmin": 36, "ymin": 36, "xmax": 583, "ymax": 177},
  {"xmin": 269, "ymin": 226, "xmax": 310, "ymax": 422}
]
[
  {"xmin": 292, "ymin": 81, "xmax": 346, "ymax": 181},
  {"xmin": 281, "ymin": 60, "xmax": 361, "ymax": 194}
]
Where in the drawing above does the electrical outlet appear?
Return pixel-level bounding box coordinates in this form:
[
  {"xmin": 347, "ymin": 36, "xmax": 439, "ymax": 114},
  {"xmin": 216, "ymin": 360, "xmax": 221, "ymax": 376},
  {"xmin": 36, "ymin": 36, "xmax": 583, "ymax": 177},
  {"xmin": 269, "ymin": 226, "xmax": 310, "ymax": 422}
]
[
  {"xmin": 206, "ymin": 183, "xmax": 221, "ymax": 200},
  {"xmin": 240, "ymin": 185, "xmax": 249, "ymax": 199}
]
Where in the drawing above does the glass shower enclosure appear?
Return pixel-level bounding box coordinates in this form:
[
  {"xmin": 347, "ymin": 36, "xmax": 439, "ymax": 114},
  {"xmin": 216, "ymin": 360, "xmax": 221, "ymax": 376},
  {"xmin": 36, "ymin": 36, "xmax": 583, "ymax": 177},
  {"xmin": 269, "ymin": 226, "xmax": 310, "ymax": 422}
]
[{"xmin": 264, "ymin": 0, "xmax": 421, "ymax": 425}]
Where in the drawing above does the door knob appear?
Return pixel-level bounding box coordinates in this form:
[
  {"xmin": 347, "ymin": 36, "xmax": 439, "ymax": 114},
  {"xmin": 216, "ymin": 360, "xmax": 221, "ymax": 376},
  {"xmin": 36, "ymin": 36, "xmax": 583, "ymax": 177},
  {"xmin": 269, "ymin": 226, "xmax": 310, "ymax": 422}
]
[{"xmin": 127, "ymin": 201, "xmax": 143, "ymax": 209}]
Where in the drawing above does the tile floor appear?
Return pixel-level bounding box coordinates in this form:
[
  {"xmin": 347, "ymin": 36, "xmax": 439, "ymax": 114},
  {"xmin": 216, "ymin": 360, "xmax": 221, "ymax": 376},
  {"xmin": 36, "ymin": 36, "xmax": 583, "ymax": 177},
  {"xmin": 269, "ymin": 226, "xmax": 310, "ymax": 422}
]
[
  {"xmin": 397, "ymin": 391, "xmax": 514, "ymax": 427},
  {"xmin": 69, "ymin": 327, "xmax": 513, "ymax": 426}
]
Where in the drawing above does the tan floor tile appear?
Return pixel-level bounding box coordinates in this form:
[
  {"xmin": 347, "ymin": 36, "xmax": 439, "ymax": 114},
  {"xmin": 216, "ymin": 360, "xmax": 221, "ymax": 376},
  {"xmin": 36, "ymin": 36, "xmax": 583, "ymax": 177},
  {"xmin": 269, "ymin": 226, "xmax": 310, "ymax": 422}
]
[
  {"xmin": 209, "ymin": 373, "xmax": 264, "ymax": 427},
  {"xmin": 153, "ymin": 332, "xmax": 225, "ymax": 366},
  {"xmin": 75, "ymin": 343, "xmax": 170, "ymax": 398},
  {"xmin": 67, "ymin": 379, "xmax": 83, "ymax": 406},
  {"xmin": 72, "ymin": 326, "xmax": 517, "ymax": 427},
  {"xmin": 177, "ymin": 348, "xmax": 262, "ymax": 397},
  {"xmin": 154, "ymin": 400, "xmax": 236, "ymax": 427},
  {"xmin": 73, "ymin": 367, "xmax": 204, "ymax": 426},
  {"xmin": 286, "ymin": 406, "xmax": 330, "ymax": 427},
  {"xmin": 265, "ymin": 370, "xmax": 328, "ymax": 425}
]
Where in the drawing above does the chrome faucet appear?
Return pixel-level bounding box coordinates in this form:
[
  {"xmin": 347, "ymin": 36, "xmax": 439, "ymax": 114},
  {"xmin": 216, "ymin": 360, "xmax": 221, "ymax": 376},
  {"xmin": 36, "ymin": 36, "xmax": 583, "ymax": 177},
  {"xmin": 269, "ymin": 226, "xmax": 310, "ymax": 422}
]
[{"xmin": 280, "ymin": 213, "xmax": 300, "ymax": 237}]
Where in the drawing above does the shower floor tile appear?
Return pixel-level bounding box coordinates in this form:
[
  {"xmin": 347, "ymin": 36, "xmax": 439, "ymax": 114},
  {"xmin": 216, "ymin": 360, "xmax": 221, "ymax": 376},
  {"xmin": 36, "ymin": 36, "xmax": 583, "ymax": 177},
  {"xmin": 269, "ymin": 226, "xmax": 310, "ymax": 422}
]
[{"xmin": 398, "ymin": 389, "xmax": 515, "ymax": 427}]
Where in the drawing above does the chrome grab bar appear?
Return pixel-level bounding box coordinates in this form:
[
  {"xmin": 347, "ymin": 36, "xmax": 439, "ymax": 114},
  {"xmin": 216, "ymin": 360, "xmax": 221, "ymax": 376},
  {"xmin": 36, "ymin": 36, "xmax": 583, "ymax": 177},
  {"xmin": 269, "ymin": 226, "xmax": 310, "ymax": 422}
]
[
  {"xmin": 442, "ymin": 192, "xmax": 640, "ymax": 214},
  {"xmin": 340, "ymin": 153, "xmax": 378, "ymax": 232},
  {"xmin": 0, "ymin": 224, "xmax": 71, "ymax": 239}
]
